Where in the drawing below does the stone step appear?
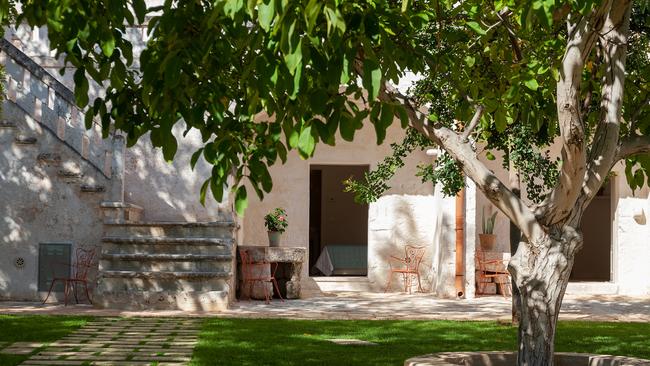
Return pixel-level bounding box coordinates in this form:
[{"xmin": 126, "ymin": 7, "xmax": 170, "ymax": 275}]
[
  {"xmin": 101, "ymin": 236, "xmax": 234, "ymax": 255},
  {"xmin": 97, "ymin": 271, "xmax": 231, "ymax": 292},
  {"xmin": 14, "ymin": 134, "xmax": 37, "ymax": 145},
  {"xmin": 0, "ymin": 120, "xmax": 17, "ymax": 128},
  {"xmin": 93, "ymin": 290, "xmax": 229, "ymax": 311},
  {"xmin": 58, "ymin": 161, "xmax": 83, "ymax": 179},
  {"xmin": 103, "ymin": 220, "xmax": 236, "ymax": 238},
  {"xmin": 100, "ymin": 201, "xmax": 143, "ymax": 223},
  {"xmin": 101, "ymin": 270, "xmax": 231, "ymax": 279},
  {"xmin": 99, "ymin": 253, "xmax": 233, "ymax": 272},
  {"xmin": 37, "ymin": 152, "xmax": 62, "ymax": 165},
  {"xmin": 80, "ymin": 184, "xmax": 105, "ymax": 193}
]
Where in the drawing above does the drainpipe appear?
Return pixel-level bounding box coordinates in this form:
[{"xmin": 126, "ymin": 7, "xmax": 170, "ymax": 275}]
[{"xmin": 455, "ymin": 186, "xmax": 465, "ymax": 298}]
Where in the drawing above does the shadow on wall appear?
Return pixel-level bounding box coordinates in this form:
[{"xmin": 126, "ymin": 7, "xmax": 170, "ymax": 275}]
[
  {"xmin": 369, "ymin": 193, "xmax": 449, "ymax": 294},
  {"xmin": 123, "ymin": 121, "xmax": 231, "ymax": 222},
  {"xmin": 0, "ymin": 103, "xmax": 104, "ymax": 301}
]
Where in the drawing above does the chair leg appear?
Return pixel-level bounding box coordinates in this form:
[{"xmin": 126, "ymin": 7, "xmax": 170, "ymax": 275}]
[
  {"xmin": 72, "ymin": 282, "xmax": 79, "ymax": 304},
  {"xmin": 63, "ymin": 281, "xmax": 69, "ymax": 306},
  {"xmin": 416, "ymin": 272, "xmax": 423, "ymax": 292},
  {"xmin": 83, "ymin": 282, "xmax": 93, "ymax": 304},
  {"xmin": 43, "ymin": 279, "xmax": 57, "ymax": 304}
]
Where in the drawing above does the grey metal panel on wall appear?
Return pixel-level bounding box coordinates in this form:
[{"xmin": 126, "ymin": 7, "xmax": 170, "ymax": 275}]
[{"xmin": 38, "ymin": 243, "xmax": 72, "ymax": 291}]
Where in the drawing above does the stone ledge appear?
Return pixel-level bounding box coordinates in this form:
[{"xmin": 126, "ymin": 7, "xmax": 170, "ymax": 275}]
[
  {"xmin": 101, "ymin": 253, "xmax": 232, "ymax": 261},
  {"xmin": 102, "ymin": 236, "xmax": 234, "ymax": 245},
  {"xmin": 405, "ymin": 352, "xmax": 650, "ymax": 366},
  {"xmin": 105, "ymin": 220, "xmax": 237, "ymax": 227},
  {"xmin": 93, "ymin": 290, "xmax": 229, "ymax": 311},
  {"xmin": 101, "ymin": 270, "xmax": 232, "ymax": 279}
]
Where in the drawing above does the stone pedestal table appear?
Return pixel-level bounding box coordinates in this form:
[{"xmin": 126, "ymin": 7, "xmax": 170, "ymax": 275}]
[{"xmin": 237, "ymin": 246, "xmax": 305, "ymax": 299}]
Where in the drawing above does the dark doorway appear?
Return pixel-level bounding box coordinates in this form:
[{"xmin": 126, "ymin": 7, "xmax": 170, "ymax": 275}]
[
  {"xmin": 571, "ymin": 182, "xmax": 612, "ymax": 281},
  {"xmin": 309, "ymin": 165, "xmax": 369, "ymax": 276}
]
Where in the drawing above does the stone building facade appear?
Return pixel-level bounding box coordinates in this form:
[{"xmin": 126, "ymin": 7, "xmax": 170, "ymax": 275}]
[{"xmin": 1, "ymin": 19, "xmax": 649, "ymax": 311}]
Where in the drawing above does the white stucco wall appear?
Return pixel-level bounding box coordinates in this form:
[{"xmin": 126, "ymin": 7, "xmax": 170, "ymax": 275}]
[
  {"xmin": 123, "ymin": 123, "xmax": 231, "ymax": 222},
  {"xmin": 241, "ymin": 121, "xmax": 457, "ymax": 295},
  {"xmin": 474, "ymin": 144, "xmax": 650, "ymax": 295}
]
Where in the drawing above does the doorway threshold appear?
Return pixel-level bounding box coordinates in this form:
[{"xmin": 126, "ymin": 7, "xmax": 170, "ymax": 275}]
[
  {"xmin": 566, "ymin": 282, "xmax": 618, "ymax": 295},
  {"xmin": 312, "ymin": 276, "xmax": 373, "ymax": 292}
]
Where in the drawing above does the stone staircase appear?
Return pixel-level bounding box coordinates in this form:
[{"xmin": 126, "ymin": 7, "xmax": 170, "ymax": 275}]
[{"xmin": 94, "ymin": 209, "xmax": 238, "ymax": 311}]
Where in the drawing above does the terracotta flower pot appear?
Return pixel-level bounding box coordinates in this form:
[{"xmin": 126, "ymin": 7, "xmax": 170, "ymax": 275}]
[
  {"xmin": 479, "ymin": 233, "xmax": 497, "ymax": 251},
  {"xmin": 268, "ymin": 231, "xmax": 282, "ymax": 247}
]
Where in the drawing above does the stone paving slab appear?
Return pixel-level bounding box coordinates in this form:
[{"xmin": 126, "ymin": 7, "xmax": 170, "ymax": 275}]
[
  {"xmin": 1, "ymin": 342, "xmax": 45, "ymax": 355},
  {"xmin": 19, "ymin": 318, "xmax": 199, "ymax": 366}
]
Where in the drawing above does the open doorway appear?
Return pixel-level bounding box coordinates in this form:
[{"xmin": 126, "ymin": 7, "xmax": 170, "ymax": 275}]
[
  {"xmin": 309, "ymin": 165, "xmax": 369, "ymax": 276},
  {"xmin": 571, "ymin": 181, "xmax": 612, "ymax": 282}
]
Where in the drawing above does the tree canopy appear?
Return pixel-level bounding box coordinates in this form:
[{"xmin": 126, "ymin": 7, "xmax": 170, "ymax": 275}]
[{"xmin": 1, "ymin": 1, "xmax": 649, "ymax": 364}]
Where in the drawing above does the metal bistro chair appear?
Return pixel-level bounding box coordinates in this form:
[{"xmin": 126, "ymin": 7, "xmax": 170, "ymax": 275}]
[
  {"xmin": 240, "ymin": 249, "xmax": 284, "ymax": 304},
  {"xmin": 475, "ymin": 248, "xmax": 512, "ymax": 297},
  {"xmin": 43, "ymin": 246, "xmax": 96, "ymax": 305},
  {"xmin": 384, "ymin": 245, "xmax": 426, "ymax": 293}
]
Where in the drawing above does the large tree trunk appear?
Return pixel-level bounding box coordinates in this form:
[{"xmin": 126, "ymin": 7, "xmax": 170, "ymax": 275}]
[{"xmin": 509, "ymin": 226, "xmax": 583, "ymax": 366}]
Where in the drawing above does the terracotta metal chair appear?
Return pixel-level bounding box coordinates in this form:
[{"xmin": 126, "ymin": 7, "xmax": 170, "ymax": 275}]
[
  {"xmin": 43, "ymin": 246, "xmax": 96, "ymax": 305},
  {"xmin": 475, "ymin": 248, "xmax": 512, "ymax": 297},
  {"xmin": 384, "ymin": 245, "xmax": 426, "ymax": 293},
  {"xmin": 240, "ymin": 249, "xmax": 284, "ymax": 304}
]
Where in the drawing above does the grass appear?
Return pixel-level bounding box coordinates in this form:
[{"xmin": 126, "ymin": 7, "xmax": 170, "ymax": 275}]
[
  {"xmin": 191, "ymin": 319, "xmax": 650, "ymax": 366},
  {"xmin": 1, "ymin": 316, "xmax": 649, "ymax": 366},
  {"xmin": 0, "ymin": 315, "xmax": 89, "ymax": 366}
]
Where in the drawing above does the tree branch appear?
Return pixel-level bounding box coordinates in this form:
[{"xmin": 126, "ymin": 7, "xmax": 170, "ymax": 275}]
[
  {"xmin": 569, "ymin": 1, "xmax": 633, "ymax": 227},
  {"xmin": 536, "ymin": 0, "xmax": 613, "ymax": 226},
  {"xmin": 378, "ymin": 83, "xmax": 545, "ymax": 241},
  {"xmin": 616, "ymin": 134, "xmax": 650, "ymax": 161},
  {"xmin": 461, "ymin": 105, "xmax": 485, "ymax": 142}
]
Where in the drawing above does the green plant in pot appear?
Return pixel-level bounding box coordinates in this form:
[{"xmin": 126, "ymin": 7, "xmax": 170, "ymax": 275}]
[
  {"xmin": 264, "ymin": 208, "xmax": 288, "ymax": 247},
  {"xmin": 479, "ymin": 207, "xmax": 498, "ymax": 251}
]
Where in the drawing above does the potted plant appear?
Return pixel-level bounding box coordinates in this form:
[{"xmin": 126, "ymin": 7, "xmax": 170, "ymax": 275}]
[
  {"xmin": 264, "ymin": 208, "xmax": 288, "ymax": 247},
  {"xmin": 479, "ymin": 207, "xmax": 498, "ymax": 251}
]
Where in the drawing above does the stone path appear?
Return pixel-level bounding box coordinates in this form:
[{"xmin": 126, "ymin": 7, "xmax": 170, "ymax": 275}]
[
  {"xmin": 18, "ymin": 318, "xmax": 201, "ymax": 366},
  {"xmin": 1, "ymin": 292, "xmax": 649, "ymax": 322}
]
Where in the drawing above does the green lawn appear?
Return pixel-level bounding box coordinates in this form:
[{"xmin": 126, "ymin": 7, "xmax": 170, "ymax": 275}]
[
  {"xmin": 0, "ymin": 315, "xmax": 89, "ymax": 365},
  {"xmin": 191, "ymin": 319, "xmax": 650, "ymax": 366},
  {"xmin": 1, "ymin": 316, "xmax": 649, "ymax": 366}
]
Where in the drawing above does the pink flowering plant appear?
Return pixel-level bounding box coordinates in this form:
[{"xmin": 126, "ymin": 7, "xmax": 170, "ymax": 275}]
[{"xmin": 264, "ymin": 208, "xmax": 288, "ymax": 233}]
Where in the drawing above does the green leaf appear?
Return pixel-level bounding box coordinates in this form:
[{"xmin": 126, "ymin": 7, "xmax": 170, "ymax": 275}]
[
  {"xmin": 324, "ymin": 6, "xmax": 346, "ymax": 36},
  {"xmin": 298, "ymin": 125, "xmax": 315, "ymax": 157},
  {"xmin": 133, "ymin": 0, "xmax": 147, "ymax": 23},
  {"xmin": 486, "ymin": 151, "xmax": 496, "ymax": 160},
  {"xmin": 162, "ymin": 133, "xmax": 178, "ymax": 162},
  {"xmin": 100, "ymin": 33, "xmax": 115, "ymax": 57},
  {"xmin": 304, "ymin": 0, "xmax": 322, "ymax": 32},
  {"xmin": 495, "ymin": 107, "xmax": 507, "ymax": 132},
  {"xmin": 235, "ymin": 185, "xmax": 248, "ymax": 216},
  {"xmin": 284, "ymin": 38, "xmax": 303, "ymax": 75},
  {"xmin": 466, "ymin": 21, "xmax": 487, "ymax": 35},
  {"xmin": 199, "ymin": 179, "xmax": 210, "ymax": 206},
  {"xmin": 258, "ymin": 0, "xmax": 275, "ymax": 32},
  {"xmin": 210, "ymin": 175, "xmax": 224, "ymax": 202},
  {"xmin": 401, "ymin": 0, "xmax": 409, "ymax": 12},
  {"xmin": 190, "ymin": 148, "xmax": 204, "ymax": 170},
  {"xmin": 363, "ymin": 58, "xmax": 381, "ymax": 101},
  {"xmin": 524, "ymin": 78, "xmax": 539, "ymax": 91},
  {"xmin": 73, "ymin": 68, "xmax": 89, "ymax": 108},
  {"xmin": 464, "ymin": 55, "xmax": 476, "ymax": 67}
]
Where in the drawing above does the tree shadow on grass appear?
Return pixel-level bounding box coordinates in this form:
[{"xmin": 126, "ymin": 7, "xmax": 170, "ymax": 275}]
[{"xmin": 192, "ymin": 319, "xmax": 650, "ymax": 366}]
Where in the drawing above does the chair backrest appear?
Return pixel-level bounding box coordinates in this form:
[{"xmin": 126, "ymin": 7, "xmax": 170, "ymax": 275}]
[
  {"xmin": 73, "ymin": 247, "xmax": 96, "ymax": 280},
  {"xmin": 404, "ymin": 245, "xmax": 426, "ymax": 272}
]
